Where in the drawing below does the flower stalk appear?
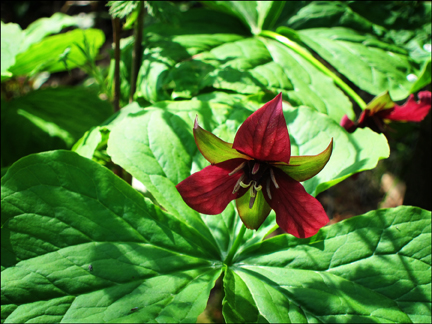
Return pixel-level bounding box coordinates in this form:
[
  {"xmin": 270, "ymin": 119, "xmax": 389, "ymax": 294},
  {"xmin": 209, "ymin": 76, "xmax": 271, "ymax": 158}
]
[
  {"xmin": 260, "ymin": 29, "xmax": 367, "ymax": 110},
  {"xmin": 224, "ymin": 224, "xmax": 247, "ymax": 265}
]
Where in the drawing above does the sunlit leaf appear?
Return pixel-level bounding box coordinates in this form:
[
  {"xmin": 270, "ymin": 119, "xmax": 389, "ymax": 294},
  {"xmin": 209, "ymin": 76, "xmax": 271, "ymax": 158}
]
[{"xmin": 1, "ymin": 151, "xmax": 222, "ymax": 323}]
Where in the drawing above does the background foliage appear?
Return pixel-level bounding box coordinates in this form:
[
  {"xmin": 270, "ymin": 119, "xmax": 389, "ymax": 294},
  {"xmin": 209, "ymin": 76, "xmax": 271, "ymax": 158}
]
[{"xmin": 1, "ymin": 1, "xmax": 431, "ymax": 323}]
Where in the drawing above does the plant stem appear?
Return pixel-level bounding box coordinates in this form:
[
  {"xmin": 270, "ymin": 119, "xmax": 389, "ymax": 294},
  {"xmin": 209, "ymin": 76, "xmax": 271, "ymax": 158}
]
[
  {"xmin": 224, "ymin": 224, "xmax": 247, "ymax": 265},
  {"xmin": 129, "ymin": 1, "xmax": 144, "ymax": 103},
  {"xmin": 112, "ymin": 17, "xmax": 121, "ymax": 112},
  {"xmin": 259, "ymin": 30, "xmax": 367, "ymax": 110},
  {"xmin": 263, "ymin": 223, "xmax": 279, "ymax": 239}
]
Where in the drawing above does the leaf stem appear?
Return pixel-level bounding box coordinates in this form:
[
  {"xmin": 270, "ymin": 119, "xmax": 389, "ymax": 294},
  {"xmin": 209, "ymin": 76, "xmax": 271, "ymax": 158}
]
[
  {"xmin": 259, "ymin": 30, "xmax": 367, "ymax": 110},
  {"xmin": 112, "ymin": 17, "xmax": 121, "ymax": 112},
  {"xmin": 130, "ymin": 1, "xmax": 144, "ymax": 103},
  {"xmin": 224, "ymin": 224, "xmax": 247, "ymax": 265},
  {"xmin": 263, "ymin": 223, "xmax": 279, "ymax": 239}
]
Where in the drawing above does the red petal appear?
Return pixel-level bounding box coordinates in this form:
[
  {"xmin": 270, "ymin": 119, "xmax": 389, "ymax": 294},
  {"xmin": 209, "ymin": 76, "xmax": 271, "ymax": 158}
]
[
  {"xmin": 340, "ymin": 115, "xmax": 357, "ymax": 133},
  {"xmin": 176, "ymin": 159, "xmax": 247, "ymax": 215},
  {"xmin": 357, "ymin": 110, "xmax": 371, "ymax": 127},
  {"xmin": 380, "ymin": 91, "xmax": 431, "ymax": 122},
  {"xmin": 233, "ymin": 93, "xmax": 291, "ymax": 163},
  {"xmin": 264, "ymin": 168, "xmax": 329, "ymax": 238}
]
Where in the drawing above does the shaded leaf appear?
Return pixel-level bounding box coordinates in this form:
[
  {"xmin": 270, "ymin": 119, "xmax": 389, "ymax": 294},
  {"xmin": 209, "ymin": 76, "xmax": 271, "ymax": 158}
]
[
  {"xmin": 231, "ymin": 206, "xmax": 431, "ymax": 323},
  {"xmin": 282, "ymin": 1, "xmax": 431, "ymax": 58},
  {"xmin": 204, "ymin": 1, "xmax": 286, "ymax": 35},
  {"xmin": 9, "ymin": 28, "xmax": 105, "ymax": 77},
  {"xmin": 72, "ymin": 102, "xmax": 145, "ymax": 160},
  {"xmin": 1, "ymin": 151, "xmax": 222, "ymax": 323},
  {"xmin": 1, "ymin": 22, "xmax": 24, "ymax": 79},
  {"xmin": 1, "ymin": 87, "xmax": 112, "ymax": 167},
  {"xmin": 284, "ymin": 105, "xmax": 389, "ymax": 196},
  {"xmin": 20, "ymin": 12, "xmax": 79, "ymax": 53},
  {"xmin": 410, "ymin": 60, "xmax": 431, "ymax": 94},
  {"xmin": 137, "ymin": 10, "xmax": 354, "ymax": 122},
  {"xmin": 107, "ymin": 1, "xmax": 140, "ymax": 19},
  {"xmin": 107, "ymin": 97, "xmax": 388, "ymax": 211},
  {"xmin": 294, "ymin": 27, "xmax": 421, "ymax": 100}
]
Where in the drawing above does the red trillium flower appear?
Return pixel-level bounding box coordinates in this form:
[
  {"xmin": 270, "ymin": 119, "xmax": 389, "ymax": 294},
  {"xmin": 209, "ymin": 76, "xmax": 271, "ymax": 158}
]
[
  {"xmin": 176, "ymin": 93, "xmax": 333, "ymax": 238},
  {"xmin": 341, "ymin": 91, "xmax": 431, "ymax": 133}
]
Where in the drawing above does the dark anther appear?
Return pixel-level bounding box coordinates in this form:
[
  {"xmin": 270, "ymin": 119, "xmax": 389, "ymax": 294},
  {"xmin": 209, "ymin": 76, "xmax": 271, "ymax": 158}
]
[{"xmin": 232, "ymin": 173, "xmax": 246, "ymax": 194}]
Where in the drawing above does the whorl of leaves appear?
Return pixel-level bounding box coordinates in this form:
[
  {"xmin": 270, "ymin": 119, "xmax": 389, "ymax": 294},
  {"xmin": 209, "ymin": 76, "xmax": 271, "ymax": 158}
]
[
  {"xmin": 107, "ymin": 1, "xmax": 180, "ymax": 24},
  {"xmin": 107, "ymin": 1, "xmax": 140, "ymax": 19}
]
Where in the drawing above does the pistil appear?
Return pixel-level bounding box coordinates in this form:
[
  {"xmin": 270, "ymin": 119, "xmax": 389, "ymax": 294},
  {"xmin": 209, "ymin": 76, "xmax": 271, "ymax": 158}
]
[{"xmin": 229, "ymin": 160, "xmax": 279, "ymax": 209}]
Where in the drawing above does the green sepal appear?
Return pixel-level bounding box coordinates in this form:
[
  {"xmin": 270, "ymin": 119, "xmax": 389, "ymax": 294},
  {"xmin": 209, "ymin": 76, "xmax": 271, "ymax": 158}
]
[
  {"xmin": 274, "ymin": 139, "xmax": 333, "ymax": 182},
  {"xmin": 194, "ymin": 116, "xmax": 251, "ymax": 164},
  {"xmin": 236, "ymin": 189, "xmax": 272, "ymax": 230},
  {"xmin": 365, "ymin": 91, "xmax": 394, "ymax": 113}
]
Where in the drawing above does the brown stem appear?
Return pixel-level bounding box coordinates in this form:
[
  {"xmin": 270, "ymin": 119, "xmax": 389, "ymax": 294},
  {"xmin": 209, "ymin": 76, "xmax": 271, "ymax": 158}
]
[
  {"xmin": 111, "ymin": 18, "xmax": 131, "ymax": 185},
  {"xmin": 112, "ymin": 17, "xmax": 121, "ymax": 112},
  {"xmin": 129, "ymin": 1, "xmax": 144, "ymax": 103}
]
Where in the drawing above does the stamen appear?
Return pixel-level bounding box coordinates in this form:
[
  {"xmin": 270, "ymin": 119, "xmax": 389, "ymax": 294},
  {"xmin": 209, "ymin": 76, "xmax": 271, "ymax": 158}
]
[
  {"xmin": 266, "ymin": 178, "xmax": 272, "ymax": 199},
  {"xmin": 240, "ymin": 180, "xmax": 253, "ymax": 188},
  {"xmin": 229, "ymin": 161, "xmax": 246, "ymax": 176},
  {"xmin": 251, "ymin": 162, "xmax": 260, "ymax": 175},
  {"xmin": 270, "ymin": 168, "xmax": 279, "ymax": 189},
  {"xmin": 249, "ymin": 194, "xmax": 256, "ymax": 209},
  {"xmin": 232, "ymin": 174, "xmax": 245, "ymax": 194},
  {"xmin": 249, "ymin": 185, "xmax": 257, "ymax": 209}
]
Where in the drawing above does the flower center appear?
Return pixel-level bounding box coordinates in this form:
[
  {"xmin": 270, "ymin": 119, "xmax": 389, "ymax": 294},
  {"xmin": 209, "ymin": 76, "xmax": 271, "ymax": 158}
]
[{"xmin": 229, "ymin": 160, "xmax": 279, "ymax": 208}]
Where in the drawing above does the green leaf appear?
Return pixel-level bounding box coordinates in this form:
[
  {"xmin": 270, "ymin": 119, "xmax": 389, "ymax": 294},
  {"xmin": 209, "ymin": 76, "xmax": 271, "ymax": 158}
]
[
  {"xmin": 107, "ymin": 101, "xmax": 238, "ymax": 245},
  {"xmin": 410, "ymin": 60, "xmax": 431, "ymax": 94},
  {"xmin": 1, "ymin": 22, "xmax": 24, "ymax": 79},
  {"xmin": 1, "ymin": 150, "xmax": 222, "ymax": 323},
  {"xmin": 20, "ymin": 12, "xmax": 79, "ymax": 53},
  {"xmin": 281, "ymin": 1, "xmax": 431, "ymax": 58},
  {"xmin": 1, "ymin": 87, "xmax": 113, "ymax": 167},
  {"xmin": 294, "ymin": 27, "xmax": 421, "ymax": 100},
  {"xmin": 73, "ymin": 102, "xmax": 146, "ymax": 161},
  {"xmin": 136, "ymin": 9, "xmax": 247, "ymax": 104},
  {"xmin": 105, "ymin": 96, "xmax": 389, "ymax": 265},
  {"xmin": 201, "ymin": 202, "xmax": 278, "ymax": 264},
  {"xmin": 71, "ymin": 126, "xmax": 107, "ymax": 160},
  {"xmin": 107, "ymin": 97, "xmax": 388, "ymax": 214},
  {"xmin": 284, "ymin": 105, "xmax": 389, "ymax": 197},
  {"xmin": 230, "ymin": 206, "xmax": 431, "ymax": 323},
  {"xmin": 281, "ymin": 1, "xmax": 387, "ymax": 34},
  {"xmin": 144, "ymin": 1, "xmax": 180, "ymax": 24},
  {"xmin": 137, "ymin": 10, "xmax": 354, "ymax": 122},
  {"xmin": 107, "ymin": 1, "xmax": 140, "ymax": 19},
  {"xmin": 204, "ymin": 1, "xmax": 285, "ymax": 35},
  {"xmin": 9, "ymin": 28, "xmax": 105, "ymax": 77}
]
